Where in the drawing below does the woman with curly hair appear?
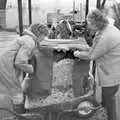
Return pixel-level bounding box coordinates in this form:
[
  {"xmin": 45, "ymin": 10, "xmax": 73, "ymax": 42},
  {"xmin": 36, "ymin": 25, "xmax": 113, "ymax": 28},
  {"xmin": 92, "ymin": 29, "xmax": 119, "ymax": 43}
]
[
  {"xmin": 72, "ymin": 9, "xmax": 120, "ymax": 120},
  {"xmin": 0, "ymin": 23, "xmax": 48, "ymax": 117}
]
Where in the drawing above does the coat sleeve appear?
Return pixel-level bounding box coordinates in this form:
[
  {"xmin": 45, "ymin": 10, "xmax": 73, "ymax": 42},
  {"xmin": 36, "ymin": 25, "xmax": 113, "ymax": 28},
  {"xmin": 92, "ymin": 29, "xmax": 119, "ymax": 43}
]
[
  {"xmin": 14, "ymin": 36, "xmax": 35, "ymax": 73},
  {"xmin": 89, "ymin": 35, "xmax": 110, "ymax": 60}
]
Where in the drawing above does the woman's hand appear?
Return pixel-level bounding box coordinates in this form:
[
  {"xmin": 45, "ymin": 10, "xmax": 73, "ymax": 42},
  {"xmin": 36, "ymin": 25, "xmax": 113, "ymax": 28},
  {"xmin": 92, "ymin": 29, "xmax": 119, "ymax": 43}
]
[
  {"xmin": 74, "ymin": 50, "xmax": 89, "ymax": 59},
  {"xmin": 74, "ymin": 50, "xmax": 81, "ymax": 58}
]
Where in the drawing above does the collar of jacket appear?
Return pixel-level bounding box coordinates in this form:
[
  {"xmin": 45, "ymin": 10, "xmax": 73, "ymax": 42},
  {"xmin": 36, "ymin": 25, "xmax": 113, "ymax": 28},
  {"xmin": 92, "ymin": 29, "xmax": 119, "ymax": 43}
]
[
  {"xmin": 95, "ymin": 30, "xmax": 103, "ymax": 36},
  {"xmin": 95, "ymin": 24, "xmax": 108, "ymax": 36},
  {"xmin": 23, "ymin": 29, "xmax": 37, "ymax": 41}
]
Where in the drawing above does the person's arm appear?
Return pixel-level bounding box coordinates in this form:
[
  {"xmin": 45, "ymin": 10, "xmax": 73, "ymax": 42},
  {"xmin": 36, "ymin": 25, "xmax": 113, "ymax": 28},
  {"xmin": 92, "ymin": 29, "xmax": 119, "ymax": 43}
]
[
  {"xmin": 68, "ymin": 44, "xmax": 90, "ymax": 51},
  {"xmin": 14, "ymin": 37, "xmax": 35, "ymax": 73},
  {"xmin": 89, "ymin": 35, "xmax": 109, "ymax": 60},
  {"xmin": 74, "ymin": 35, "xmax": 110, "ymax": 60}
]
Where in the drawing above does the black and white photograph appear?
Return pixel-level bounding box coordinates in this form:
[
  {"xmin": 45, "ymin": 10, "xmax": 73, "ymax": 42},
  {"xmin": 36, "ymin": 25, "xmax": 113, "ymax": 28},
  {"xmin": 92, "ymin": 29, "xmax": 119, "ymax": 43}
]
[{"xmin": 0, "ymin": 0, "xmax": 119, "ymax": 120}]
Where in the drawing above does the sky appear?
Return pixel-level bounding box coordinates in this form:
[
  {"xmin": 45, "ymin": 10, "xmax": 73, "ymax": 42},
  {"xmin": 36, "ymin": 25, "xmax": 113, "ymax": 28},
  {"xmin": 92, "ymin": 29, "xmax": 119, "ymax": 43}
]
[
  {"xmin": 30, "ymin": 0, "xmax": 97, "ymax": 13},
  {"xmin": 6, "ymin": 0, "xmax": 117, "ymax": 14},
  {"xmin": 7, "ymin": 0, "xmax": 96, "ymax": 12}
]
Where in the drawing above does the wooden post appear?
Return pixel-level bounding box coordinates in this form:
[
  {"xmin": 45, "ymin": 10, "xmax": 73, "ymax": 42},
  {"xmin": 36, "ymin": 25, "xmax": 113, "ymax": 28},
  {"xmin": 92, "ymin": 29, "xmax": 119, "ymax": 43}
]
[
  {"xmin": 84, "ymin": 0, "xmax": 89, "ymax": 47},
  {"xmin": 73, "ymin": 0, "xmax": 75, "ymax": 21},
  {"xmin": 85, "ymin": 0, "xmax": 89, "ymax": 35},
  {"xmin": 85, "ymin": 0, "xmax": 89, "ymax": 18},
  {"xmin": 28, "ymin": 0, "xmax": 32, "ymax": 25},
  {"xmin": 18, "ymin": 0, "xmax": 23, "ymax": 36}
]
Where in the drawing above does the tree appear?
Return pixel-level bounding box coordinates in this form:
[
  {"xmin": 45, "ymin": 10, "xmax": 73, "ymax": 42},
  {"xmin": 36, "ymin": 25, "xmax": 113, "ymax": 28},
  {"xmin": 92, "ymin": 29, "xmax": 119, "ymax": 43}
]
[
  {"xmin": 96, "ymin": 0, "xmax": 107, "ymax": 9},
  {"xmin": 101, "ymin": 0, "xmax": 107, "ymax": 8}
]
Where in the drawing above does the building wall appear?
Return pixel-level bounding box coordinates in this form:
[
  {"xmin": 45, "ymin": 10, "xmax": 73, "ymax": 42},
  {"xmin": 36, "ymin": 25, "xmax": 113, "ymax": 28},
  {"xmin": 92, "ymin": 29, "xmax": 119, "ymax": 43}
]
[
  {"xmin": 4, "ymin": 0, "xmax": 114, "ymax": 29},
  {"xmin": 5, "ymin": 7, "xmax": 49, "ymax": 29},
  {"xmin": 5, "ymin": 0, "xmax": 86, "ymax": 29},
  {"xmin": 5, "ymin": 0, "xmax": 54, "ymax": 29}
]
